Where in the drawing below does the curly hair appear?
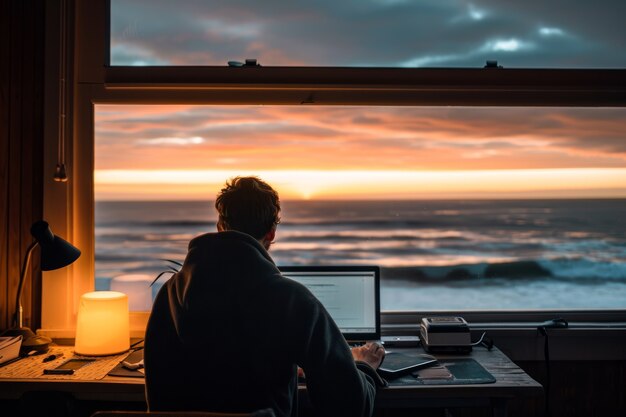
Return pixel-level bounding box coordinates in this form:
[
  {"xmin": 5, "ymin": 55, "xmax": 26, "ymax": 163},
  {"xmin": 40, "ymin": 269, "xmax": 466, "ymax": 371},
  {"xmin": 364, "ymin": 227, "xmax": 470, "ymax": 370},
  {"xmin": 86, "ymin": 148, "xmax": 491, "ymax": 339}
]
[{"xmin": 215, "ymin": 176, "xmax": 281, "ymax": 239}]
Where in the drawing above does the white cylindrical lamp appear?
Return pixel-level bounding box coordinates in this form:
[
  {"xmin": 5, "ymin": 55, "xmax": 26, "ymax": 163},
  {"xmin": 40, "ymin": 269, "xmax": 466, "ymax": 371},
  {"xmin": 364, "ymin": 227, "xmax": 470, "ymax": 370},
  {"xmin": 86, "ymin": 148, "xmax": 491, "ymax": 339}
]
[{"xmin": 74, "ymin": 291, "xmax": 130, "ymax": 356}]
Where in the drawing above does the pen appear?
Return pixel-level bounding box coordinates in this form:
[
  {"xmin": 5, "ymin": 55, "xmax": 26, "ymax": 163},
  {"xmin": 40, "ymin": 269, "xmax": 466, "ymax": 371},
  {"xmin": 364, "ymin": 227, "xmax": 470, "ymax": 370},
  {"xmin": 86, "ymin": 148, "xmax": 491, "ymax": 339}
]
[{"xmin": 42, "ymin": 354, "xmax": 62, "ymax": 363}]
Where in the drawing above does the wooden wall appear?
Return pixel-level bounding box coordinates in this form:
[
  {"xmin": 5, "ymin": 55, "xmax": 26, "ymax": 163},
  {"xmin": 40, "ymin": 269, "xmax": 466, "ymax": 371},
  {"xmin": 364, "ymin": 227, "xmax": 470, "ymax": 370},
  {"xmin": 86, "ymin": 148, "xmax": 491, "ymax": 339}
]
[{"xmin": 0, "ymin": 0, "xmax": 46, "ymax": 332}]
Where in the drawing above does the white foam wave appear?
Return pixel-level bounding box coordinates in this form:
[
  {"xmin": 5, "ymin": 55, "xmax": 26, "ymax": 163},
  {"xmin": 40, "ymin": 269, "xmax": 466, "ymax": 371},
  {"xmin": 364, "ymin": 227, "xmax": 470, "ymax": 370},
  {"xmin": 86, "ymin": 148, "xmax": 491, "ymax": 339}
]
[{"xmin": 540, "ymin": 258, "xmax": 626, "ymax": 280}]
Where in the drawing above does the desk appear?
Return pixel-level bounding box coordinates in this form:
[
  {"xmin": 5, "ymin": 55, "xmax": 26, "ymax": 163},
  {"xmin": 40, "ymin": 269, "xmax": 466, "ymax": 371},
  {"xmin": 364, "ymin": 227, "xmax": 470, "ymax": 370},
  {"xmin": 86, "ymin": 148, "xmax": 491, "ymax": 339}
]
[
  {"xmin": 372, "ymin": 347, "xmax": 542, "ymax": 417},
  {"xmin": 0, "ymin": 346, "xmax": 541, "ymax": 417}
]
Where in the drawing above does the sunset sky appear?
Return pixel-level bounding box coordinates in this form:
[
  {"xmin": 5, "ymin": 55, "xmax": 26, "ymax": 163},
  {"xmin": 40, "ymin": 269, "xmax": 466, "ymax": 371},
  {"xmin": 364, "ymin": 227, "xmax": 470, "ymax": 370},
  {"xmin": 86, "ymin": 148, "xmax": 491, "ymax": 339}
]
[
  {"xmin": 98, "ymin": 1, "xmax": 626, "ymax": 201},
  {"xmin": 95, "ymin": 105, "xmax": 626, "ymax": 200}
]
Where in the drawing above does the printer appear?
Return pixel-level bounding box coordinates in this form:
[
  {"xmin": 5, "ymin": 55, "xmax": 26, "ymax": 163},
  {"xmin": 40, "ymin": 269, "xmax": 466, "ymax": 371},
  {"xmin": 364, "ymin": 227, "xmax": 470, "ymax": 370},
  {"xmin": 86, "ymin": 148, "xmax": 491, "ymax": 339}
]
[{"xmin": 420, "ymin": 317, "xmax": 472, "ymax": 353}]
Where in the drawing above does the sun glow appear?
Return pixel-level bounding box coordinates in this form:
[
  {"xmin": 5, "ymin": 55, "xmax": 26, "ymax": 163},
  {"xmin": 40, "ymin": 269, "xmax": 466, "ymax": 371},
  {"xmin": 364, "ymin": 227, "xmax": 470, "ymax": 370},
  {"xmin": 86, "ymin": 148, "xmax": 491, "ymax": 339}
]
[{"xmin": 95, "ymin": 168, "xmax": 626, "ymax": 201}]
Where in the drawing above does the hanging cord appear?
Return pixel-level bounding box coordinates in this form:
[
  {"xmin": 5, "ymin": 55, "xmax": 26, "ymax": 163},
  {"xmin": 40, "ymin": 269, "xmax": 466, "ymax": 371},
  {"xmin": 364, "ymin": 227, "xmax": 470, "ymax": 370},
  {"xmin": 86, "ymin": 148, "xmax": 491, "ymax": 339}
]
[
  {"xmin": 537, "ymin": 318, "xmax": 568, "ymax": 417},
  {"xmin": 54, "ymin": 0, "xmax": 68, "ymax": 182},
  {"xmin": 470, "ymin": 331, "xmax": 494, "ymax": 350},
  {"xmin": 129, "ymin": 339, "xmax": 144, "ymax": 351}
]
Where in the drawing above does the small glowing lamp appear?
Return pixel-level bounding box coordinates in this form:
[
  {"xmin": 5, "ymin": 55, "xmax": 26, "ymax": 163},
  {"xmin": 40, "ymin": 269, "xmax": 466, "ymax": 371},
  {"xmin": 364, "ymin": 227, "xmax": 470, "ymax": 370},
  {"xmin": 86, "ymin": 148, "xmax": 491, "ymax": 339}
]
[{"xmin": 74, "ymin": 291, "xmax": 130, "ymax": 356}]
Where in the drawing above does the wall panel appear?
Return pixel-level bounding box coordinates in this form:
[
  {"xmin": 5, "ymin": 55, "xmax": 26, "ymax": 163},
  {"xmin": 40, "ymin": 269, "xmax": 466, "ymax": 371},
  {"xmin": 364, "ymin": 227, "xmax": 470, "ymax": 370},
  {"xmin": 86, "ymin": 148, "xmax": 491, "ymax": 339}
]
[
  {"xmin": 0, "ymin": 0, "xmax": 45, "ymax": 332},
  {"xmin": 0, "ymin": 0, "xmax": 10, "ymax": 331}
]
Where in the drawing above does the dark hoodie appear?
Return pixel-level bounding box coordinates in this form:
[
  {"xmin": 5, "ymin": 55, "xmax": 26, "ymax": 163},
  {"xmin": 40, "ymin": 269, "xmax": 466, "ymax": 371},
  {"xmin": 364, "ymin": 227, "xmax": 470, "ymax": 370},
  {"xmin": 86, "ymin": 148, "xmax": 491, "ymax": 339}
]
[{"xmin": 145, "ymin": 231, "xmax": 377, "ymax": 417}]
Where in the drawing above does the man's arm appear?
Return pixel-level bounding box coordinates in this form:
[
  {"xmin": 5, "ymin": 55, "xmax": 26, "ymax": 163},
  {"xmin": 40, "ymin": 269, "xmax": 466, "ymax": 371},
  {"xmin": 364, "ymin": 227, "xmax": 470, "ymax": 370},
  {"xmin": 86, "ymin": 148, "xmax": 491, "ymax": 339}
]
[{"xmin": 294, "ymin": 294, "xmax": 380, "ymax": 417}]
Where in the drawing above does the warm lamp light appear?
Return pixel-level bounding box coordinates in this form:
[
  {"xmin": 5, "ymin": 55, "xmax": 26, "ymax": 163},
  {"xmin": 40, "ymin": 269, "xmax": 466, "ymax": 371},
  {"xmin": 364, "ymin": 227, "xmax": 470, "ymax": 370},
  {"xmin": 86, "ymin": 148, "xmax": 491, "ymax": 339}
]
[{"xmin": 74, "ymin": 291, "xmax": 130, "ymax": 356}]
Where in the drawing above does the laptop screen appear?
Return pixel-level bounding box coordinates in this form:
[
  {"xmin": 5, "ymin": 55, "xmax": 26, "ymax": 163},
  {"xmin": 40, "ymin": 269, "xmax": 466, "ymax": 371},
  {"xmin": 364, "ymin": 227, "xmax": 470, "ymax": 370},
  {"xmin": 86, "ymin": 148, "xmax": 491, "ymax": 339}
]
[{"xmin": 279, "ymin": 266, "xmax": 380, "ymax": 341}]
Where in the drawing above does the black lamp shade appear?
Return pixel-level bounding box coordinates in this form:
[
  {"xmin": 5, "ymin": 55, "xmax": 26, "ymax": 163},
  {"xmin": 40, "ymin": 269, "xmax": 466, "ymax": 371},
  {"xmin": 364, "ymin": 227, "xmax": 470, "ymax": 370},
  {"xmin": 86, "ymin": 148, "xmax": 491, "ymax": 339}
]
[{"xmin": 30, "ymin": 220, "xmax": 81, "ymax": 270}]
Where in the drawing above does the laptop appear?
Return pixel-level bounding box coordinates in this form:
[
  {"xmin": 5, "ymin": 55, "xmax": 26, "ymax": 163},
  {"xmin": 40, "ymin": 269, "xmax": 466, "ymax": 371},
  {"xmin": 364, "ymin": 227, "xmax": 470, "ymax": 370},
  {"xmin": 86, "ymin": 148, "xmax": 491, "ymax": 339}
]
[{"xmin": 279, "ymin": 265, "xmax": 380, "ymax": 343}]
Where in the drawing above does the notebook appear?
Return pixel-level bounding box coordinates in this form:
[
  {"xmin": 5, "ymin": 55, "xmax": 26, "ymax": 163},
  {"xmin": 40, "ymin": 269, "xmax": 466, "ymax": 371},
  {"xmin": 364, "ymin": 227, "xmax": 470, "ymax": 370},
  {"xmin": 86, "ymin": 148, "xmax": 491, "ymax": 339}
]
[{"xmin": 279, "ymin": 266, "xmax": 380, "ymax": 343}]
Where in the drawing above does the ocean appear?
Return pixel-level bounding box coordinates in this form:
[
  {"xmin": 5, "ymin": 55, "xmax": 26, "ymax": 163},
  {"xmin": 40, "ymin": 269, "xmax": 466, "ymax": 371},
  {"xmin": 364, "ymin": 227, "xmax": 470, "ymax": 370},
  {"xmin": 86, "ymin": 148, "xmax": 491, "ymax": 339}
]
[{"xmin": 95, "ymin": 199, "xmax": 626, "ymax": 311}]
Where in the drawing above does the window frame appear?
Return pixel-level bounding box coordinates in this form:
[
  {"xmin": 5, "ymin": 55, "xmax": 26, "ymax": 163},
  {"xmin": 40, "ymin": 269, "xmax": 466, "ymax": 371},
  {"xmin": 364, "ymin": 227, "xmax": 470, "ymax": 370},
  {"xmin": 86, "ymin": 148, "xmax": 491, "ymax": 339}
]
[{"xmin": 40, "ymin": 0, "xmax": 626, "ymax": 338}]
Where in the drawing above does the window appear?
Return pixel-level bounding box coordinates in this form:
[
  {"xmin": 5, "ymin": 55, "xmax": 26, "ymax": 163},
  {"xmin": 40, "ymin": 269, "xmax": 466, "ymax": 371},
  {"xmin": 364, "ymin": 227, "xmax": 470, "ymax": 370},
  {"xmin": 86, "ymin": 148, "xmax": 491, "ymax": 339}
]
[
  {"xmin": 94, "ymin": 104, "xmax": 626, "ymax": 311},
  {"xmin": 39, "ymin": 0, "xmax": 626, "ymax": 336}
]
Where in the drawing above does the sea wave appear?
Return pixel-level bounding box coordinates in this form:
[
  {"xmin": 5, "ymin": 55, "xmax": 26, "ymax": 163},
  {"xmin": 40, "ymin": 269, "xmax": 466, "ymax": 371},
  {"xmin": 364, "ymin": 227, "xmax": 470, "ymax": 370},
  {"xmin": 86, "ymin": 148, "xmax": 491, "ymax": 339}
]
[
  {"xmin": 94, "ymin": 200, "xmax": 626, "ymax": 287},
  {"xmin": 540, "ymin": 258, "xmax": 626, "ymax": 280},
  {"xmin": 380, "ymin": 258, "xmax": 626, "ymax": 283},
  {"xmin": 279, "ymin": 231, "xmax": 472, "ymax": 242}
]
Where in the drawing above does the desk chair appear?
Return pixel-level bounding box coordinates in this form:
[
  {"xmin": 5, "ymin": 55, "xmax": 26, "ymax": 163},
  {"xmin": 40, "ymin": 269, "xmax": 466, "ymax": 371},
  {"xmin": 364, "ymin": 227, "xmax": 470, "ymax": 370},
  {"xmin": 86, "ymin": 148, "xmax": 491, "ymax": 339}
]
[{"xmin": 91, "ymin": 410, "xmax": 275, "ymax": 417}]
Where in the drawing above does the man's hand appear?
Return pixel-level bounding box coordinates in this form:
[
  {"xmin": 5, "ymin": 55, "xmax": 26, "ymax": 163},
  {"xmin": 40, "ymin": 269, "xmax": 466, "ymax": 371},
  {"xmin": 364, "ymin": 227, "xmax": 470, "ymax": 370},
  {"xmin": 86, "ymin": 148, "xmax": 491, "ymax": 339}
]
[{"xmin": 351, "ymin": 342, "xmax": 385, "ymax": 369}]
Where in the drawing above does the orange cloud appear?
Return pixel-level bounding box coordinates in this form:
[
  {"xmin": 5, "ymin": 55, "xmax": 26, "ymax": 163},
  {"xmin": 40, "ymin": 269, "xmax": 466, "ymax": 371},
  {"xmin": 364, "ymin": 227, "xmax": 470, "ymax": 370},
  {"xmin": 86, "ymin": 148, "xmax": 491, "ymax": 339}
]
[{"xmin": 95, "ymin": 105, "xmax": 626, "ymax": 199}]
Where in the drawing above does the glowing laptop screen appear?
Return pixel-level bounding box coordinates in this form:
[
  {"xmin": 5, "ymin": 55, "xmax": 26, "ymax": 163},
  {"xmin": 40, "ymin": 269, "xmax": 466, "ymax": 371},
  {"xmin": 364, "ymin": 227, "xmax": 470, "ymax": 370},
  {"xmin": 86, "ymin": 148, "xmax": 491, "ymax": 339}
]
[{"xmin": 279, "ymin": 266, "xmax": 380, "ymax": 341}]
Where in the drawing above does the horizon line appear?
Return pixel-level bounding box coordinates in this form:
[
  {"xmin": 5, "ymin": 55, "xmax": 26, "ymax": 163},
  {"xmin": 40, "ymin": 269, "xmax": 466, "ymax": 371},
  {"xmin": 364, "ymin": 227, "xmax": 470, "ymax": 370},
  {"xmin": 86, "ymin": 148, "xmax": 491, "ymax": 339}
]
[{"xmin": 95, "ymin": 196, "xmax": 626, "ymax": 203}]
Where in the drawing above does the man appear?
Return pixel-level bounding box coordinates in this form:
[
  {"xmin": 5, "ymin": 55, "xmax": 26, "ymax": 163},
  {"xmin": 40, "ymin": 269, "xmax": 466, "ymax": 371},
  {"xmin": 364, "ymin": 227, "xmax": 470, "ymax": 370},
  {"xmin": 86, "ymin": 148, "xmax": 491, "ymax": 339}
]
[{"xmin": 145, "ymin": 176, "xmax": 385, "ymax": 417}]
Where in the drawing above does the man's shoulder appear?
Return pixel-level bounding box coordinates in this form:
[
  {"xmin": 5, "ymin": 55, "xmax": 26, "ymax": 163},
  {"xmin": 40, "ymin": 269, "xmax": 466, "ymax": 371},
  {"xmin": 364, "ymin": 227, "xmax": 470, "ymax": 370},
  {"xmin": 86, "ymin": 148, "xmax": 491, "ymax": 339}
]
[
  {"xmin": 269, "ymin": 273, "xmax": 307, "ymax": 291},
  {"xmin": 266, "ymin": 274, "xmax": 324, "ymax": 310}
]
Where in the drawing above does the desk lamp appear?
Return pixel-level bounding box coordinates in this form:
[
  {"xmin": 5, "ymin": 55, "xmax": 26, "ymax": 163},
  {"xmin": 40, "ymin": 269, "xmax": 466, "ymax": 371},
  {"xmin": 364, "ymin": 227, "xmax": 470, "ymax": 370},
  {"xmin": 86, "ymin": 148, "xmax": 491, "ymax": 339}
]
[
  {"xmin": 3, "ymin": 220, "xmax": 81, "ymax": 353},
  {"xmin": 74, "ymin": 291, "xmax": 130, "ymax": 356}
]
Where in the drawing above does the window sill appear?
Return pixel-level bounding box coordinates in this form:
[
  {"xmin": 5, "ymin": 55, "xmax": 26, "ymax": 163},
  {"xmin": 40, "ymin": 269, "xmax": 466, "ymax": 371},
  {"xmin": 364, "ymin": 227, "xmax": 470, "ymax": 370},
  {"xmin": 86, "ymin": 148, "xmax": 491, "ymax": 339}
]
[{"xmin": 381, "ymin": 310, "xmax": 626, "ymax": 361}]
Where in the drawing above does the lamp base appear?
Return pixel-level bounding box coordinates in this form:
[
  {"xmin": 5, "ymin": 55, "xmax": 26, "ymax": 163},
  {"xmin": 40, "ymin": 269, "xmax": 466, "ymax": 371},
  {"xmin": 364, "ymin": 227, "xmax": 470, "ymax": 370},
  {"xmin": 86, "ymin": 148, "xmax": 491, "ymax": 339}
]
[{"xmin": 3, "ymin": 327, "xmax": 52, "ymax": 355}]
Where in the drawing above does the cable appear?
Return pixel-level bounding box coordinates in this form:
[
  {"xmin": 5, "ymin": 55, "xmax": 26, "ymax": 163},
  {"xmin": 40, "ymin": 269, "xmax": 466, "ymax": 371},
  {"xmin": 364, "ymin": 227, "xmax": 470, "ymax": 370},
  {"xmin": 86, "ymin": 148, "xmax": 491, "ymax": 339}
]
[
  {"xmin": 54, "ymin": 0, "xmax": 68, "ymax": 182},
  {"xmin": 129, "ymin": 339, "xmax": 145, "ymax": 351},
  {"xmin": 537, "ymin": 318, "xmax": 568, "ymax": 417},
  {"xmin": 470, "ymin": 331, "xmax": 494, "ymax": 350},
  {"xmin": 471, "ymin": 331, "xmax": 486, "ymax": 346}
]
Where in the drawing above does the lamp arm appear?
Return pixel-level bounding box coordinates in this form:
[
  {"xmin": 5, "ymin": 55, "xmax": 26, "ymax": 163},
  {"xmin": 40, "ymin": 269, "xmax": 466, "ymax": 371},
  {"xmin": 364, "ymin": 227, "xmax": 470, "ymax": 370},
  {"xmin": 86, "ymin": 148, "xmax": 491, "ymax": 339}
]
[{"xmin": 13, "ymin": 241, "xmax": 39, "ymax": 328}]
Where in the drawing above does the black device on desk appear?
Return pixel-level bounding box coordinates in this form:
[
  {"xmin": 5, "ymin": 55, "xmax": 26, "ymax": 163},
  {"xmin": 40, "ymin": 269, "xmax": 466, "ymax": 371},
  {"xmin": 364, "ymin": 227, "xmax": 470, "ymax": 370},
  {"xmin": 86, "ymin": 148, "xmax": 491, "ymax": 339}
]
[
  {"xmin": 382, "ymin": 335, "xmax": 421, "ymax": 348},
  {"xmin": 43, "ymin": 358, "xmax": 94, "ymax": 375},
  {"xmin": 378, "ymin": 352, "xmax": 438, "ymax": 378}
]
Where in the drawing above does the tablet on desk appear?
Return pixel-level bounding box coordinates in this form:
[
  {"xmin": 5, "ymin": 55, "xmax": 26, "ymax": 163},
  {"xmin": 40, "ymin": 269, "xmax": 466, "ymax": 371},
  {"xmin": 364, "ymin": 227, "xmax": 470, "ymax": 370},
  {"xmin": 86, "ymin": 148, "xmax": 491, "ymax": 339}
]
[
  {"xmin": 43, "ymin": 358, "xmax": 95, "ymax": 375},
  {"xmin": 378, "ymin": 352, "xmax": 438, "ymax": 378}
]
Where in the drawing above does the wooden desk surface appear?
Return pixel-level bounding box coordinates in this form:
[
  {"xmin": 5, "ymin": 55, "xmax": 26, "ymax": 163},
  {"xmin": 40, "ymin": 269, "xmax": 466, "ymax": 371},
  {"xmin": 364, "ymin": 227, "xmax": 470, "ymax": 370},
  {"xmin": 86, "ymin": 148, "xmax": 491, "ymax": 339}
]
[
  {"xmin": 0, "ymin": 346, "xmax": 542, "ymax": 407},
  {"xmin": 373, "ymin": 346, "xmax": 542, "ymax": 409}
]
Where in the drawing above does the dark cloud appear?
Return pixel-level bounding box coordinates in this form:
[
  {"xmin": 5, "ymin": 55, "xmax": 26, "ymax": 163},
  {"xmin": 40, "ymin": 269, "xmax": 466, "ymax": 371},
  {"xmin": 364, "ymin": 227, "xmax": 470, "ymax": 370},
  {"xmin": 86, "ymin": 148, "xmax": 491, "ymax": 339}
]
[
  {"xmin": 352, "ymin": 115, "xmax": 383, "ymax": 125},
  {"xmin": 110, "ymin": 0, "xmax": 625, "ymax": 67},
  {"xmin": 195, "ymin": 124, "xmax": 345, "ymax": 144}
]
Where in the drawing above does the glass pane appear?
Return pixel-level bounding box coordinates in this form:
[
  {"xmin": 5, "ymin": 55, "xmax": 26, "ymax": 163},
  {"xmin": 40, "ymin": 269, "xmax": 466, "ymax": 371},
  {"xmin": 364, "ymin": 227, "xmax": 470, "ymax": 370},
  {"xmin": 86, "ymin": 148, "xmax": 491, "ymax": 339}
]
[
  {"xmin": 110, "ymin": 0, "xmax": 626, "ymax": 67},
  {"xmin": 95, "ymin": 105, "xmax": 626, "ymax": 311}
]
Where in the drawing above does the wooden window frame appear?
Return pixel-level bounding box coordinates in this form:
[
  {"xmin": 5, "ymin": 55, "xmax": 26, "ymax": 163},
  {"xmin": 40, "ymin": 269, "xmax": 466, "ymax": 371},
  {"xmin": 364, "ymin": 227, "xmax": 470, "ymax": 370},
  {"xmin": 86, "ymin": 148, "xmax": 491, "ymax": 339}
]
[{"xmin": 39, "ymin": 0, "xmax": 626, "ymax": 338}]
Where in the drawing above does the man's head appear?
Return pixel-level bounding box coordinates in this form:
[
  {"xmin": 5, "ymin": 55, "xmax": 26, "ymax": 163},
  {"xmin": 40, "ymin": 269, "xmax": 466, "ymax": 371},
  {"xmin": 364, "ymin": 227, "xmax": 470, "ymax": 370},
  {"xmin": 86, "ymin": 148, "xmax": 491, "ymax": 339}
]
[{"xmin": 215, "ymin": 176, "xmax": 281, "ymax": 249}]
